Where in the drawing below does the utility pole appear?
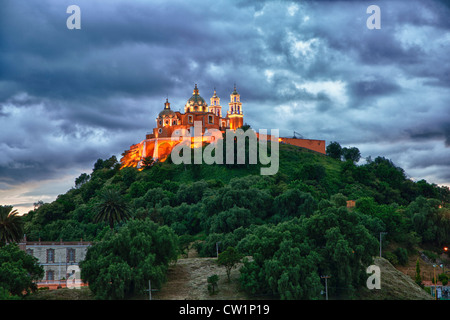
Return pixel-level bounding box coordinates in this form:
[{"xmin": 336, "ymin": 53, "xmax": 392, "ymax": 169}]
[
  {"xmin": 379, "ymin": 232, "xmax": 387, "ymax": 257},
  {"xmin": 216, "ymin": 241, "xmax": 221, "ymax": 258},
  {"xmin": 145, "ymin": 280, "xmax": 157, "ymax": 300},
  {"xmin": 321, "ymin": 275, "xmax": 331, "ymax": 300}
]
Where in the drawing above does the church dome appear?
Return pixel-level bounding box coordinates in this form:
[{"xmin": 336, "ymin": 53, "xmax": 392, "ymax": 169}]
[
  {"xmin": 188, "ymin": 94, "xmax": 206, "ymax": 105},
  {"xmin": 158, "ymin": 99, "xmax": 176, "ymax": 118},
  {"xmin": 187, "ymin": 84, "xmax": 207, "ymax": 107},
  {"xmin": 158, "ymin": 108, "xmax": 175, "ymax": 118}
]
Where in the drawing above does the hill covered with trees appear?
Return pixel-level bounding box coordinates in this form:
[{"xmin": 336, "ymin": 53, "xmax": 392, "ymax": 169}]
[{"xmin": 13, "ymin": 140, "xmax": 450, "ymax": 299}]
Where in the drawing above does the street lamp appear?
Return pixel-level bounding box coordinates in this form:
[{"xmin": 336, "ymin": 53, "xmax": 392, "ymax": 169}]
[
  {"xmin": 433, "ymin": 264, "xmax": 438, "ymax": 300},
  {"xmin": 321, "ymin": 275, "xmax": 331, "ymax": 300}
]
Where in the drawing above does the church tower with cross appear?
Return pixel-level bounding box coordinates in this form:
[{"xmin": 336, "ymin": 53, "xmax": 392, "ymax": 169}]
[
  {"xmin": 119, "ymin": 83, "xmax": 326, "ymax": 169},
  {"xmin": 227, "ymin": 85, "xmax": 244, "ymax": 130}
]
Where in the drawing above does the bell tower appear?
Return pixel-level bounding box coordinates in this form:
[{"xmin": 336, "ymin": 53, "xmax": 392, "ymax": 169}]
[
  {"xmin": 227, "ymin": 85, "xmax": 243, "ymax": 129},
  {"xmin": 209, "ymin": 88, "xmax": 222, "ymax": 117}
]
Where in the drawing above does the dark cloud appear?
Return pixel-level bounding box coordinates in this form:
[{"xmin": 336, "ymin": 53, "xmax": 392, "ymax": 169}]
[
  {"xmin": 407, "ymin": 122, "xmax": 450, "ymax": 147},
  {"xmin": 1, "ymin": 0, "xmax": 450, "ymax": 212}
]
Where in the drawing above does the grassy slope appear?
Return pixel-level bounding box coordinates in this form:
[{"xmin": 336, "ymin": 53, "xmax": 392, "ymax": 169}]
[{"xmin": 163, "ymin": 143, "xmax": 342, "ymax": 185}]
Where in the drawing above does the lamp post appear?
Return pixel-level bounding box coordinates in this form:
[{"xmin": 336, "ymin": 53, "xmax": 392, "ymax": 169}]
[
  {"xmin": 321, "ymin": 275, "xmax": 331, "ymax": 300},
  {"xmin": 433, "ymin": 264, "xmax": 437, "ymax": 300}
]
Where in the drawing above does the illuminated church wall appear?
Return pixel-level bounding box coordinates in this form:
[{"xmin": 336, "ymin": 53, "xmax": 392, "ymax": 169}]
[{"xmin": 120, "ymin": 84, "xmax": 325, "ymax": 169}]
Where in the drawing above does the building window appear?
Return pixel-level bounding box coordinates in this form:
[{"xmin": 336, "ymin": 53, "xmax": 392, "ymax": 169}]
[
  {"xmin": 173, "ymin": 120, "xmax": 177, "ymax": 125},
  {"xmin": 47, "ymin": 249, "xmax": 55, "ymax": 263},
  {"xmin": 208, "ymin": 115, "xmax": 213, "ymax": 124},
  {"xmin": 159, "ymin": 120, "xmax": 162, "ymax": 126},
  {"xmin": 158, "ymin": 128, "xmax": 162, "ymax": 134},
  {"xmin": 67, "ymin": 248, "xmax": 76, "ymax": 263},
  {"xmin": 237, "ymin": 106, "xmax": 240, "ymax": 114},
  {"xmin": 165, "ymin": 120, "xmax": 169, "ymax": 125},
  {"xmin": 188, "ymin": 115, "xmax": 193, "ymax": 124},
  {"xmin": 47, "ymin": 270, "xmax": 54, "ymax": 281},
  {"xmin": 234, "ymin": 97, "xmax": 237, "ymax": 102}
]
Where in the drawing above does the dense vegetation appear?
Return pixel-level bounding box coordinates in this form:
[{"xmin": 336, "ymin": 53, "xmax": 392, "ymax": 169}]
[
  {"xmin": 80, "ymin": 219, "xmax": 178, "ymax": 299},
  {"xmin": 0, "ymin": 243, "xmax": 43, "ymax": 299},
  {"xmin": 13, "ymin": 140, "xmax": 450, "ymax": 299}
]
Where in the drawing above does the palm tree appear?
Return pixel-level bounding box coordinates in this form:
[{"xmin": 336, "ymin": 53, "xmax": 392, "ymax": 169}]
[
  {"xmin": 93, "ymin": 189, "xmax": 131, "ymax": 230},
  {"xmin": 0, "ymin": 206, "xmax": 24, "ymax": 246}
]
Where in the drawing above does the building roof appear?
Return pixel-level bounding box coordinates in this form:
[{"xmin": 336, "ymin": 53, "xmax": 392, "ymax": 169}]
[
  {"xmin": 158, "ymin": 108, "xmax": 176, "ymax": 118},
  {"xmin": 187, "ymin": 84, "xmax": 207, "ymax": 106},
  {"xmin": 159, "ymin": 98, "xmax": 176, "ymax": 118}
]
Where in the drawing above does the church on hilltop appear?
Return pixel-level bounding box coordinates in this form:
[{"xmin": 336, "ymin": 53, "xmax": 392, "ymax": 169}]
[
  {"xmin": 120, "ymin": 84, "xmax": 326, "ymax": 168},
  {"xmin": 152, "ymin": 83, "xmax": 243, "ymax": 139}
]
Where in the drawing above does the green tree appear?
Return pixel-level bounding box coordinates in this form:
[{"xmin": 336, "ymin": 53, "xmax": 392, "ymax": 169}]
[
  {"xmin": 415, "ymin": 258, "xmax": 422, "ymax": 287},
  {"xmin": 273, "ymin": 189, "xmax": 317, "ymax": 219},
  {"xmin": 326, "ymin": 141, "xmax": 342, "ymax": 160},
  {"xmin": 93, "ymin": 189, "xmax": 131, "ymax": 230},
  {"xmin": 178, "ymin": 234, "xmax": 195, "ymax": 258},
  {"xmin": 439, "ymin": 273, "xmax": 448, "ymax": 286},
  {"xmin": 141, "ymin": 156, "xmax": 155, "ymax": 169},
  {"xmin": 207, "ymin": 274, "xmax": 219, "ymax": 295},
  {"xmin": 0, "ymin": 243, "xmax": 44, "ymax": 297},
  {"xmin": 0, "ymin": 206, "xmax": 24, "ymax": 246},
  {"xmin": 394, "ymin": 247, "xmax": 408, "ymax": 266},
  {"xmin": 342, "ymin": 147, "xmax": 361, "ymax": 163},
  {"xmin": 217, "ymin": 246, "xmax": 242, "ymax": 282},
  {"xmin": 238, "ymin": 205, "xmax": 378, "ymax": 299},
  {"xmin": 80, "ymin": 219, "xmax": 178, "ymax": 299},
  {"xmin": 75, "ymin": 173, "xmax": 90, "ymax": 189},
  {"xmin": 209, "ymin": 206, "xmax": 254, "ymax": 234}
]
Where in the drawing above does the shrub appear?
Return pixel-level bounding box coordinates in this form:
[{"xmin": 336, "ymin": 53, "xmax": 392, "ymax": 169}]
[
  {"xmin": 438, "ymin": 273, "xmax": 448, "ymax": 286},
  {"xmin": 384, "ymin": 252, "xmax": 399, "ymax": 265},
  {"xmin": 423, "ymin": 250, "xmax": 438, "ymax": 262},
  {"xmin": 207, "ymin": 275, "xmax": 219, "ymax": 295},
  {"xmin": 394, "ymin": 247, "xmax": 409, "ymax": 266}
]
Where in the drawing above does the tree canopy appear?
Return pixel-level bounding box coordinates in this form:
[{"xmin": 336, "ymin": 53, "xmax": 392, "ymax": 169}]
[
  {"xmin": 0, "ymin": 244, "xmax": 43, "ymax": 298},
  {"xmin": 80, "ymin": 219, "xmax": 178, "ymax": 299},
  {"xmin": 14, "ymin": 141, "xmax": 450, "ymax": 300}
]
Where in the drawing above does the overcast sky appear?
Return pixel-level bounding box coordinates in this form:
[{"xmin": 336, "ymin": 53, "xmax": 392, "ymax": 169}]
[{"xmin": 1, "ymin": 0, "xmax": 449, "ymax": 214}]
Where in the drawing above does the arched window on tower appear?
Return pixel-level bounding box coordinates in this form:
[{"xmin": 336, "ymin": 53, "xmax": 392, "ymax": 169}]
[{"xmin": 237, "ymin": 106, "xmax": 240, "ymax": 114}]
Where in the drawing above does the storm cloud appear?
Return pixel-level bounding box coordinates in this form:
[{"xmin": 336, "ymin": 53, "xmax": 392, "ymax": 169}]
[{"xmin": 1, "ymin": 0, "xmax": 450, "ymax": 213}]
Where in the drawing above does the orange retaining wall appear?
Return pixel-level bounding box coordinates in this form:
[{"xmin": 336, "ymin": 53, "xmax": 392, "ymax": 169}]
[{"xmin": 279, "ymin": 137, "xmax": 326, "ymax": 154}]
